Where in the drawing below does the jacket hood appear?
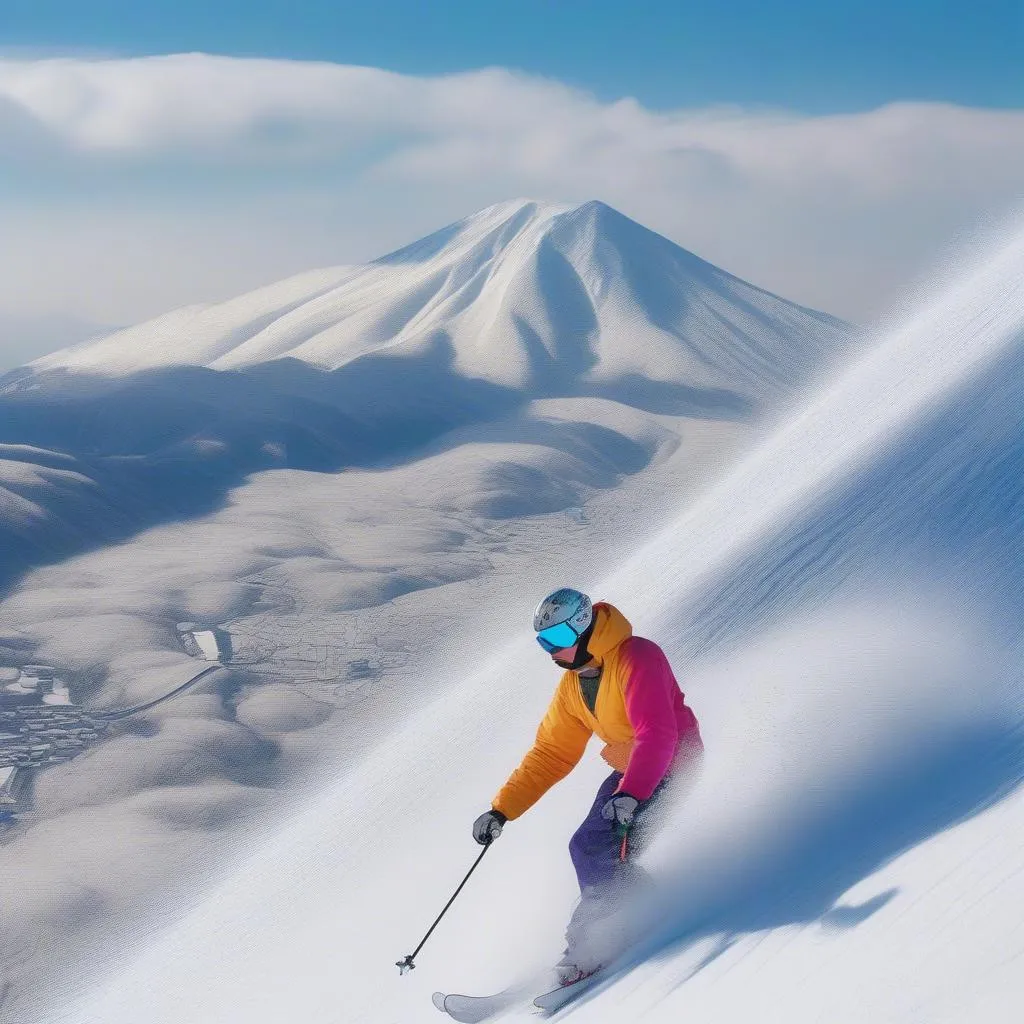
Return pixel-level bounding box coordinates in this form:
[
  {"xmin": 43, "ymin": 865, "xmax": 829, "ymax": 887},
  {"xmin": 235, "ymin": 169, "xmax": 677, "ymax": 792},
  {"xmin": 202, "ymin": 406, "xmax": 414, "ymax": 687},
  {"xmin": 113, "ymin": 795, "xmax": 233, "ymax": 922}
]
[{"xmin": 586, "ymin": 602, "xmax": 632, "ymax": 664}]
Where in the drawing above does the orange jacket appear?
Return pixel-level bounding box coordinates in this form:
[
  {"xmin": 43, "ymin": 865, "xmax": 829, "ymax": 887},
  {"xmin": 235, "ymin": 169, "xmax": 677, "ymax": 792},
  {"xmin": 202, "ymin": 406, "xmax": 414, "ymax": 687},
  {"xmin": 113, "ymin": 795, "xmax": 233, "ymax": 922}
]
[{"xmin": 492, "ymin": 602, "xmax": 701, "ymax": 820}]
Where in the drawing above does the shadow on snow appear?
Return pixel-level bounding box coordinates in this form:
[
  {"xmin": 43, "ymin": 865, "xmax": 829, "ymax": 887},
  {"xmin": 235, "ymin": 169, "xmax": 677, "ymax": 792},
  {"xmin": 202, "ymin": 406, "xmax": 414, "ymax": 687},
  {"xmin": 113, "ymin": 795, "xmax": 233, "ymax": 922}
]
[{"xmin": 0, "ymin": 337, "xmax": 751, "ymax": 597}]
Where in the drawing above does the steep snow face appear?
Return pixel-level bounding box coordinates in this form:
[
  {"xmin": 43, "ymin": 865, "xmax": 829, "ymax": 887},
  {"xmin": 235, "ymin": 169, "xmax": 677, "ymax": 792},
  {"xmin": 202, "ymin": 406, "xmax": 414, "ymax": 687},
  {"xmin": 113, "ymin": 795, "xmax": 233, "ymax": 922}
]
[{"xmin": 31, "ymin": 200, "xmax": 851, "ymax": 403}]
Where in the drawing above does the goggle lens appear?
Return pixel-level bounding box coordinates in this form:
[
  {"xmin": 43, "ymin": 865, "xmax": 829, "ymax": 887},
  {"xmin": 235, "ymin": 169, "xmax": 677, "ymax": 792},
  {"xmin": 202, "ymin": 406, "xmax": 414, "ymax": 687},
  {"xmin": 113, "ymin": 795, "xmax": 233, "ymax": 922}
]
[{"xmin": 535, "ymin": 621, "xmax": 580, "ymax": 652}]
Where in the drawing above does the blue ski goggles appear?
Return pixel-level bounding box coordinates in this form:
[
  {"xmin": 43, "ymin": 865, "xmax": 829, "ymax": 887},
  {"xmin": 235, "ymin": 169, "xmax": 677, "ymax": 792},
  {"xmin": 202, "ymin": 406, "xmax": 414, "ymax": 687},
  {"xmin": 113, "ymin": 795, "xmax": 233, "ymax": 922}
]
[{"xmin": 535, "ymin": 621, "xmax": 583, "ymax": 653}]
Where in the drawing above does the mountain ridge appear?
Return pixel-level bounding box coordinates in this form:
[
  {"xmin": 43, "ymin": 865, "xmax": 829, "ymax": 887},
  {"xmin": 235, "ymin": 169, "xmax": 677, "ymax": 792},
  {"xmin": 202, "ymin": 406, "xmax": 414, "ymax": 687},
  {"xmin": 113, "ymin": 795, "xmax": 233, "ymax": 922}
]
[
  {"xmin": 30, "ymin": 199, "xmax": 854, "ymax": 403},
  {"xmin": 0, "ymin": 199, "xmax": 854, "ymax": 598}
]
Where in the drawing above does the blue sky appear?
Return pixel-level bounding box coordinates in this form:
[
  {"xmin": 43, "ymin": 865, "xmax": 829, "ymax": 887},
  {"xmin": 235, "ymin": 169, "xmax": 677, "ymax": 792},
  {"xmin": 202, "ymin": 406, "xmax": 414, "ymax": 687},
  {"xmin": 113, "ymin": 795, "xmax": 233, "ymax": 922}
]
[
  {"xmin": 1, "ymin": 2, "xmax": 1022, "ymax": 368},
  {"xmin": 3, "ymin": 0, "xmax": 1022, "ymax": 112}
]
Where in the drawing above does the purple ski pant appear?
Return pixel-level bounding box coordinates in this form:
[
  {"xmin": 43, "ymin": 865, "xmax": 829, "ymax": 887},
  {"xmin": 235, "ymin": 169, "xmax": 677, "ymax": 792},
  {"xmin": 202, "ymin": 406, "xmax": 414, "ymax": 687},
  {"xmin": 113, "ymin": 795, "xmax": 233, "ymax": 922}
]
[{"xmin": 568, "ymin": 771, "xmax": 667, "ymax": 892}]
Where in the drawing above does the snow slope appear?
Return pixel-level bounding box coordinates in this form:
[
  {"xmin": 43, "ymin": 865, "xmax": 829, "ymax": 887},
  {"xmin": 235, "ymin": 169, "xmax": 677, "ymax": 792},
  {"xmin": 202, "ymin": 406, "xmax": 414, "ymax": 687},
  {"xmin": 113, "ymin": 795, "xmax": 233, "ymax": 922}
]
[
  {"xmin": 0, "ymin": 312, "xmax": 109, "ymax": 372},
  {"xmin": 42, "ymin": 221, "xmax": 1024, "ymax": 1024}
]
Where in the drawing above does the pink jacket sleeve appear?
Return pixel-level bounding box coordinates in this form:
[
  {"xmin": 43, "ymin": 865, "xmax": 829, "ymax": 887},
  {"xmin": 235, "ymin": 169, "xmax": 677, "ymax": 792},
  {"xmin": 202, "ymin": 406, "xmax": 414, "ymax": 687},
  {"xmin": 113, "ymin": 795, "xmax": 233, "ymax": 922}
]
[{"xmin": 618, "ymin": 638, "xmax": 680, "ymax": 800}]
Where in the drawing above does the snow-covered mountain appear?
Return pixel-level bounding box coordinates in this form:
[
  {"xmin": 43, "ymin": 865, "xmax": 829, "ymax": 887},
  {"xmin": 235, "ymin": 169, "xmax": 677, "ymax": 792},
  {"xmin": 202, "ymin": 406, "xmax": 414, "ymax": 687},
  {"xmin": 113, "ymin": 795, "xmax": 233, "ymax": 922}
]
[
  {"xmin": 0, "ymin": 200, "xmax": 854, "ymax": 595},
  {"xmin": 30, "ymin": 199, "xmax": 849, "ymax": 403}
]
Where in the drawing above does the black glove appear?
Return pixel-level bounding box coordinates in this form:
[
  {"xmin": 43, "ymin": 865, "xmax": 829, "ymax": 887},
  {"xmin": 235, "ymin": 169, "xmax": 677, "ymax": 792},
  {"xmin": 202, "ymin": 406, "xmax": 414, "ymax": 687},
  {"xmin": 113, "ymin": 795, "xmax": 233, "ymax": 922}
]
[
  {"xmin": 472, "ymin": 808, "xmax": 507, "ymax": 845},
  {"xmin": 600, "ymin": 792, "xmax": 640, "ymax": 829}
]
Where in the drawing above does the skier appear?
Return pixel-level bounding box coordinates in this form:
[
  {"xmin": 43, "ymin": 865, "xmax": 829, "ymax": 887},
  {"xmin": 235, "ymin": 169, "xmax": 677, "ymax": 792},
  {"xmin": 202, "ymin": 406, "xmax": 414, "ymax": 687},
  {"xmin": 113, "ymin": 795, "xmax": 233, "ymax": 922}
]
[{"xmin": 471, "ymin": 588, "xmax": 703, "ymax": 987}]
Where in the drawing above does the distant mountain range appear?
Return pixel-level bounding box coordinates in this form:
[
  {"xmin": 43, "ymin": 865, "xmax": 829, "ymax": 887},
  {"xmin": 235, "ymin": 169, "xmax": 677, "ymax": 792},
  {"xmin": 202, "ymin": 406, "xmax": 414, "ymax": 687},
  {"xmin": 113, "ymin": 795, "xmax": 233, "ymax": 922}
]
[
  {"xmin": 30, "ymin": 199, "xmax": 851, "ymax": 400},
  {"xmin": 0, "ymin": 199, "xmax": 856, "ymax": 593}
]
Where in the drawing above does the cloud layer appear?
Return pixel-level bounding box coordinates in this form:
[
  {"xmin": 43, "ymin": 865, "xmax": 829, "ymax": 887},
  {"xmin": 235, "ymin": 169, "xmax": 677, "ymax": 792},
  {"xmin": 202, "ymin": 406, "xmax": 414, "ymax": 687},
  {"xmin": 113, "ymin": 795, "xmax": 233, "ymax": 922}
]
[{"xmin": 1, "ymin": 54, "xmax": 1022, "ymax": 336}]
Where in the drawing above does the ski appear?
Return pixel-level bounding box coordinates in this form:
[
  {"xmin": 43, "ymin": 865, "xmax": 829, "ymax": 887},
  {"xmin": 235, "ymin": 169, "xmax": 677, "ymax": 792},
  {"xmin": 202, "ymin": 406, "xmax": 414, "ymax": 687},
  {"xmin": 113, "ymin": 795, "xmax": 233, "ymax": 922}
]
[
  {"xmin": 432, "ymin": 986, "xmax": 524, "ymax": 1022},
  {"xmin": 532, "ymin": 969, "xmax": 606, "ymax": 1014}
]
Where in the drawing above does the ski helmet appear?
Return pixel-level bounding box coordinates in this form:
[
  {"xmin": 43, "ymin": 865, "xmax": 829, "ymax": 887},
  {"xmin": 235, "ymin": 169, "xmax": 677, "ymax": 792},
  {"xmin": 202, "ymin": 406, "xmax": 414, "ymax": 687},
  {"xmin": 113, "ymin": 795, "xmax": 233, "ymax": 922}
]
[
  {"xmin": 533, "ymin": 587, "xmax": 592, "ymax": 634},
  {"xmin": 533, "ymin": 588, "xmax": 595, "ymax": 667}
]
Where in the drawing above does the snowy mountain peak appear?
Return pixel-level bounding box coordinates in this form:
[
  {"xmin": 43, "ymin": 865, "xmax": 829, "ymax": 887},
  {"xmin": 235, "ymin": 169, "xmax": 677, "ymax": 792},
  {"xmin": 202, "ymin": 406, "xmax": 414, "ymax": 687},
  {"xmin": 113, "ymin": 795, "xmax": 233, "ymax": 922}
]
[
  {"xmin": 31, "ymin": 200, "xmax": 852, "ymax": 400},
  {"xmin": 370, "ymin": 197, "xmax": 571, "ymax": 273},
  {"xmin": 376, "ymin": 198, "xmax": 704, "ymax": 283}
]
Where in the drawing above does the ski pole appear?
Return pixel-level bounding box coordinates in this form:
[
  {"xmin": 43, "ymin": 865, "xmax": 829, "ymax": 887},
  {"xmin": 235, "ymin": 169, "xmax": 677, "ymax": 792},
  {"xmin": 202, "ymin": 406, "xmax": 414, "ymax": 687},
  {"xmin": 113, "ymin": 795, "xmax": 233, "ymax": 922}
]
[{"xmin": 396, "ymin": 840, "xmax": 494, "ymax": 974}]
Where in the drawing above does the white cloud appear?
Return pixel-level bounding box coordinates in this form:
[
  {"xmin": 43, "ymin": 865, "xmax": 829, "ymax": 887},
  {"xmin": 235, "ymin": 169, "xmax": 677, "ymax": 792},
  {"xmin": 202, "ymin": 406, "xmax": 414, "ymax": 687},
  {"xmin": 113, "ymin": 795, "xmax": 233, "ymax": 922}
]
[{"xmin": 0, "ymin": 54, "xmax": 1022, "ymax": 325}]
